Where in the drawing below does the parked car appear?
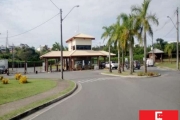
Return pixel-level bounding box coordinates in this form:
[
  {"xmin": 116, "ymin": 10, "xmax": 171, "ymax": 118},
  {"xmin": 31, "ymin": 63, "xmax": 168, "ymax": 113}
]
[
  {"xmin": 124, "ymin": 60, "xmax": 141, "ymax": 70},
  {"xmin": 146, "ymin": 58, "xmax": 154, "ymax": 67},
  {"xmin": 0, "ymin": 66, "xmax": 7, "ymax": 74},
  {"xmin": 134, "ymin": 60, "xmax": 141, "ymax": 69},
  {"xmin": 99, "ymin": 62, "xmax": 106, "ymax": 69},
  {"xmin": 105, "ymin": 61, "xmax": 118, "ymax": 69}
]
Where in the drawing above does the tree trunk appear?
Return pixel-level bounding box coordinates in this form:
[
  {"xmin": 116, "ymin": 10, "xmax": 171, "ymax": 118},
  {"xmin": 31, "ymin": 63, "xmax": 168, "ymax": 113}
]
[
  {"xmin": 122, "ymin": 49, "xmax": 124, "ymax": 72},
  {"xmin": 109, "ymin": 45, "xmax": 112, "ymax": 73},
  {"xmin": 144, "ymin": 31, "xmax": 147, "ymax": 73},
  {"xmin": 24, "ymin": 60, "xmax": 27, "ymax": 74},
  {"xmin": 118, "ymin": 48, "xmax": 121, "ymax": 73},
  {"xmin": 129, "ymin": 41, "xmax": 133, "ymax": 75},
  {"xmin": 132, "ymin": 43, "xmax": 134, "ymax": 73}
]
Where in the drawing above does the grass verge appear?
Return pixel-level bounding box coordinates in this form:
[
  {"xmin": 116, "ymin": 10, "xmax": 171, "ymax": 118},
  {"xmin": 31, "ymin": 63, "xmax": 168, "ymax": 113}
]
[
  {"xmin": 0, "ymin": 80, "xmax": 75, "ymax": 120},
  {"xmin": 156, "ymin": 62, "xmax": 178, "ymax": 69},
  {"xmin": 0, "ymin": 79, "xmax": 57, "ymax": 105}
]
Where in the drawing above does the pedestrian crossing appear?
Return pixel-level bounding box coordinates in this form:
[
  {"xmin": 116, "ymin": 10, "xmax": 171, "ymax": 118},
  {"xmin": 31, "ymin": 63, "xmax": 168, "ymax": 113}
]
[{"xmin": 77, "ymin": 77, "xmax": 120, "ymax": 84}]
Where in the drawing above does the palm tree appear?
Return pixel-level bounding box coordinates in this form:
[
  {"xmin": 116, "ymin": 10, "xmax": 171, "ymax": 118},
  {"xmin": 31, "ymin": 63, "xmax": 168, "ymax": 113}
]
[
  {"xmin": 131, "ymin": 0, "xmax": 159, "ymax": 73},
  {"xmin": 118, "ymin": 13, "xmax": 142, "ymax": 74},
  {"xmin": 165, "ymin": 43, "xmax": 175, "ymax": 63},
  {"xmin": 110, "ymin": 21, "xmax": 124, "ymax": 73},
  {"xmin": 101, "ymin": 26, "xmax": 113, "ymax": 73}
]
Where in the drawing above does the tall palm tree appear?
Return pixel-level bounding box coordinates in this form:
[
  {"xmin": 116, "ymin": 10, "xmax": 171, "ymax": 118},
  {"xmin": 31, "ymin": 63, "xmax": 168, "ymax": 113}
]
[
  {"xmin": 165, "ymin": 43, "xmax": 175, "ymax": 63},
  {"xmin": 131, "ymin": 0, "xmax": 159, "ymax": 73},
  {"xmin": 118, "ymin": 13, "xmax": 142, "ymax": 74},
  {"xmin": 101, "ymin": 26, "xmax": 113, "ymax": 73},
  {"xmin": 111, "ymin": 21, "xmax": 124, "ymax": 73}
]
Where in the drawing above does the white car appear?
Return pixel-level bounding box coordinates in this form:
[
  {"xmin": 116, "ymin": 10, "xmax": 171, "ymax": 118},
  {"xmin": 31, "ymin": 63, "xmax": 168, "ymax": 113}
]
[
  {"xmin": 105, "ymin": 61, "xmax": 118, "ymax": 69},
  {"xmin": 146, "ymin": 59, "xmax": 154, "ymax": 67}
]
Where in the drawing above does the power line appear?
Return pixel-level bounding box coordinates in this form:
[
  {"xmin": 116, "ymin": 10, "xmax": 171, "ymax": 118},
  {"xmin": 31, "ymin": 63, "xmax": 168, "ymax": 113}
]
[
  {"xmin": 163, "ymin": 26, "xmax": 175, "ymax": 37},
  {"xmin": 0, "ymin": 13, "xmax": 60, "ymax": 39},
  {"xmin": 155, "ymin": 14, "xmax": 175, "ymax": 32}
]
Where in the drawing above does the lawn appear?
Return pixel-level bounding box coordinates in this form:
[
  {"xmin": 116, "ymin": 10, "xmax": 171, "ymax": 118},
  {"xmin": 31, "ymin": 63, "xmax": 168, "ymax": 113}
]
[
  {"xmin": 0, "ymin": 80, "xmax": 75, "ymax": 120},
  {"xmin": 156, "ymin": 62, "xmax": 178, "ymax": 69},
  {"xmin": 0, "ymin": 79, "xmax": 57, "ymax": 105}
]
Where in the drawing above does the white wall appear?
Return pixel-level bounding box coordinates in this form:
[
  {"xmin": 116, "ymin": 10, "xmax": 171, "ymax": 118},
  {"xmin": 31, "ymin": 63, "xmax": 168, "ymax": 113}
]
[
  {"xmin": 67, "ymin": 38, "xmax": 92, "ymax": 51},
  {"xmin": 68, "ymin": 42, "xmax": 72, "ymax": 51},
  {"xmin": 75, "ymin": 39, "xmax": 92, "ymax": 46}
]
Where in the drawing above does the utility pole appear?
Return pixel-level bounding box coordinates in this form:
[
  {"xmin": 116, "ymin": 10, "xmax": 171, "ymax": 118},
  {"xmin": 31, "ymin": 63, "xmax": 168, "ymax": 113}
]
[
  {"xmin": 6, "ymin": 31, "xmax": 8, "ymax": 51},
  {"xmin": 177, "ymin": 7, "xmax": 179, "ymax": 70},
  {"xmin": 109, "ymin": 45, "xmax": 112, "ymax": 73},
  {"xmin": 12, "ymin": 44, "xmax": 15, "ymax": 71},
  {"xmin": 60, "ymin": 8, "xmax": 63, "ymax": 79}
]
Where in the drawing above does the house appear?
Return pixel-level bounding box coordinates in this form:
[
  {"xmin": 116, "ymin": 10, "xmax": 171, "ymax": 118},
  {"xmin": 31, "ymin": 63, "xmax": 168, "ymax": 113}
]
[
  {"xmin": 148, "ymin": 48, "xmax": 164, "ymax": 62},
  {"xmin": 40, "ymin": 33, "xmax": 116, "ymax": 72}
]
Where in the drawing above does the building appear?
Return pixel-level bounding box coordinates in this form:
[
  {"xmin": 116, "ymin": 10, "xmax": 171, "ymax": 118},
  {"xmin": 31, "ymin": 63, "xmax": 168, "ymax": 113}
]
[{"xmin": 40, "ymin": 33, "xmax": 116, "ymax": 72}]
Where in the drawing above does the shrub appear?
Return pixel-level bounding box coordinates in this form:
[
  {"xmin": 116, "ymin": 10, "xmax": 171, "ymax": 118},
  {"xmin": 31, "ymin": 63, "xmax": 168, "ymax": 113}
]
[
  {"xmin": 2, "ymin": 78, "xmax": 9, "ymax": 84},
  {"xmin": 137, "ymin": 72, "xmax": 145, "ymax": 76},
  {"xmin": 0, "ymin": 76, "xmax": 3, "ymax": 80},
  {"xmin": 15, "ymin": 73, "xmax": 22, "ymax": 80},
  {"xmin": 137, "ymin": 71, "xmax": 159, "ymax": 77},
  {"xmin": 19, "ymin": 76, "xmax": 28, "ymax": 83}
]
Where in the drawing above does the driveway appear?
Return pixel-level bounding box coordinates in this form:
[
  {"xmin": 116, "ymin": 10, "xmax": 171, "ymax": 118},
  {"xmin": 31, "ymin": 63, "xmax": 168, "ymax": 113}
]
[{"xmin": 19, "ymin": 67, "xmax": 180, "ymax": 120}]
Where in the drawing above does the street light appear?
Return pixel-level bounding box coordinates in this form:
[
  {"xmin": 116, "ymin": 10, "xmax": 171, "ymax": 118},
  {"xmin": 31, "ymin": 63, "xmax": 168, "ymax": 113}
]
[
  {"xmin": 167, "ymin": 10, "xmax": 179, "ymax": 70},
  {"xmin": 50, "ymin": 0, "xmax": 79, "ymax": 79}
]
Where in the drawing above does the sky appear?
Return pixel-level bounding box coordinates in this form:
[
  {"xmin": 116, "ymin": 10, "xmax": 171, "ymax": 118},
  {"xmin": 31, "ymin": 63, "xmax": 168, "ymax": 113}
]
[{"xmin": 0, "ymin": 0, "xmax": 179, "ymax": 49}]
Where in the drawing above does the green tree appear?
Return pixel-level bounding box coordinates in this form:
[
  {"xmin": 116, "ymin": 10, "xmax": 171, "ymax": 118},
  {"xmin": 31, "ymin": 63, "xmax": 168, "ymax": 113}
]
[
  {"xmin": 52, "ymin": 42, "xmax": 60, "ymax": 51},
  {"xmin": 132, "ymin": 0, "xmax": 159, "ymax": 73},
  {"xmin": 164, "ymin": 43, "xmax": 175, "ymax": 63},
  {"xmin": 118, "ymin": 13, "xmax": 142, "ymax": 74},
  {"xmin": 101, "ymin": 26, "xmax": 114, "ymax": 73}
]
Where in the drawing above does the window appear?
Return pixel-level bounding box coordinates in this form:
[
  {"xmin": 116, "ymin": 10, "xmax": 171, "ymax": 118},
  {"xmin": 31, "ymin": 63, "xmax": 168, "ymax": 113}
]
[{"xmin": 76, "ymin": 45, "xmax": 91, "ymax": 50}]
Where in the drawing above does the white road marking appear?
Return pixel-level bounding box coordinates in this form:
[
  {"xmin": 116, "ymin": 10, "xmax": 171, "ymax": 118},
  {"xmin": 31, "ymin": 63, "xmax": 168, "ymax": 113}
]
[
  {"xmin": 23, "ymin": 83, "xmax": 82, "ymax": 120},
  {"xmin": 78, "ymin": 77, "xmax": 119, "ymax": 84}
]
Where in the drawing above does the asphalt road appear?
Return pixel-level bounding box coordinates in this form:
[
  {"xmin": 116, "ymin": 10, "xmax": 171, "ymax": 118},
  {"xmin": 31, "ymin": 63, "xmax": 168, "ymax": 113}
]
[{"xmin": 21, "ymin": 67, "xmax": 180, "ymax": 120}]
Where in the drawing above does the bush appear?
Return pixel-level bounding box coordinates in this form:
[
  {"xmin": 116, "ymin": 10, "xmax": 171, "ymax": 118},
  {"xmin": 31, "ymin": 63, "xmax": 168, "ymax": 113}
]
[
  {"xmin": 137, "ymin": 71, "xmax": 159, "ymax": 76},
  {"xmin": 19, "ymin": 76, "xmax": 28, "ymax": 83},
  {"xmin": 15, "ymin": 73, "xmax": 22, "ymax": 80},
  {"xmin": 2, "ymin": 78, "xmax": 9, "ymax": 84},
  {"xmin": 137, "ymin": 72, "xmax": 145, "ymax": 76},
  {"xmin": 0, "ymin": 76, "xmax": 3, "ymax": 80}
]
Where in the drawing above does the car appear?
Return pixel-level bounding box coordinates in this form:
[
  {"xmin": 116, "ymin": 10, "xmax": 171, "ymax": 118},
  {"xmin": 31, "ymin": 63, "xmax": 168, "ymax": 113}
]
[
  {"xmin": 146, "ymin": 59, "xmax": 154, "ymax": 67},
  {"xmin": 105, "ymin": 61, "xmax": 118, "ymax": 69},
  {"xmin": 134, "ymin": 60, "xmax": 141, "ymax": 69},
  {"xmin": 99, "ymin": 62, "xmax": 106, "ymax": 69},
  {"xmin": 0, "ymin": 66, "xmax": 7, "ymax": 74}
]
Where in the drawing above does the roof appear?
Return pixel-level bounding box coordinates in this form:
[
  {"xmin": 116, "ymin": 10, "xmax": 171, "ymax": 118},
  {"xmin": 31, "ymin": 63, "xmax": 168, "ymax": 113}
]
[
  {"xmin": 40, "ymin": 50, "xmax": 116, "ymax": 58},
  {"xmin": 66, "ymin": 33, "xmax": 95, "ymax": 43},
  {"xmin": 148, "ymin": 48, "xmax": 164, "ymax": 54}
]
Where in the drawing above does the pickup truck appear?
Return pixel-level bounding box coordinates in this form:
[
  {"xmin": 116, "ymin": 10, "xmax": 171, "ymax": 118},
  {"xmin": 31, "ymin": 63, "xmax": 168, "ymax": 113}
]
[{"xmin": 105, "ymin": 61, "xmax": 118, "ymax": 69}]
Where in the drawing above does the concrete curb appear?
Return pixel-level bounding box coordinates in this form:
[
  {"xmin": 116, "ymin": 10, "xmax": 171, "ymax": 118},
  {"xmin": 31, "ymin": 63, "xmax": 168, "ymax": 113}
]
[
  {"xmin": 10, "ymin": 81, "xmax": 78, "ymax": 120},
  {"xmin": 101, "ymin": 73, "xmax": 161, "ymax": 78}
]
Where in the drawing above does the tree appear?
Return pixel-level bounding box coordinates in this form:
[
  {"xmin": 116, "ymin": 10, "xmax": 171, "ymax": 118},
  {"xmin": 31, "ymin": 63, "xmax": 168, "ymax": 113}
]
[
  {"xmin": 156, "ymin": 38, "xmax": 167, "ymax": 51},
  {"xmin": 132, "ymin": 0, "xmax": 159, "ymax": 73},
  {"xmin": 164, "ymin": 43, "xmax": 175, "ymax": 63},
  {"xmin": 118, "ymin": 13, "xmax": 142, "ymax": 74},
  {"xmin": 101, "ymin": 26, "xmax": 114, "ymax": 73},
  {"xmin": 52, "ymin": 42, "xmax": 60, "ymax": 51}
]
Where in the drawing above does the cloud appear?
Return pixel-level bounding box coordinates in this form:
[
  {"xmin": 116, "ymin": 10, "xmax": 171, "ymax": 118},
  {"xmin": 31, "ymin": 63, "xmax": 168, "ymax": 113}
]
[{"xmin": 0, "ymin": 0, "xmax": 179, "ymax": 49}]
